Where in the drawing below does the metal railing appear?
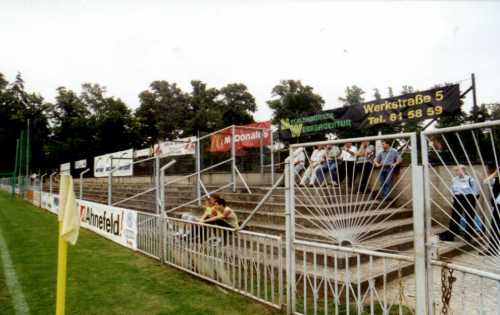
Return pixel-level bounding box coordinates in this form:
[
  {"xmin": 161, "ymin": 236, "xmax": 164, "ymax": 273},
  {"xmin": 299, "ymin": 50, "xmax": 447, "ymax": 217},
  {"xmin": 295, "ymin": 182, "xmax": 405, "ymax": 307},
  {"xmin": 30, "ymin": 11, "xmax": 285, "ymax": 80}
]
[
  {"xmin": 162, "ymin": 216, "xmax": 283, "ymax": 309},
  {"xmin": 293, "ymin": 239, "xmax": 416, "ymax": 315}
]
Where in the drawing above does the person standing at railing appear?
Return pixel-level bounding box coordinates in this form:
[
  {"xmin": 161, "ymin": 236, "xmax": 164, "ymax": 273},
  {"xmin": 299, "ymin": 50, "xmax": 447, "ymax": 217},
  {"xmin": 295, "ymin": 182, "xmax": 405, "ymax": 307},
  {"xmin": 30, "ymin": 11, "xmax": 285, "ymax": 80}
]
[
  {"xmin": 482, "ymin": 164, "xmax": 500, "ymax": 255},
  {"xmin": 315, "ymin": 144, "xmax": 341, "ymax": 186},
  {"xmin": 439, "ymin": 165, "xmax": 479, "ymax": 242},
  {"xmin": 355, "ymin": 141, "xmax": 375, "ymax": 189},
  {"xmin": 373, "ymin": 140, "xmax": 402, "ymax": 199},
  {"xmin": 338, "ymin": 142, "xmax": 358, "ymax": 185},
  {"xmin": 300, "ymin": 145, "xmax": 326, "ymax": 186}
]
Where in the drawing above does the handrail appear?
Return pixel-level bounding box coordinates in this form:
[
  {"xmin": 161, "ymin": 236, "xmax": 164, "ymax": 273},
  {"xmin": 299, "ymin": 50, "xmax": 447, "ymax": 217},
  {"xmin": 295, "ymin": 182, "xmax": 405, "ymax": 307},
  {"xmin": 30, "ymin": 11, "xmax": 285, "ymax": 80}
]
[
  {"xmin": 159, "ymin": 160, "xmax": 177, "ymax": 215},
  {"xmin": 79, "ymin": 168, "xmax": 90, "ymax": 200},
  {"xmin": 112, "ymin": 160, "xmax": 177, "ymax": 208},
  {"xmin": 234, "ymin": 166, "xmax": 252, "ymax": 194},
  {"xmin": 290, "ymin": 132, "xmax": 415, "ymax": 148},
  {"xmin": 197, "ymin": 125, "xmax": 233, "ymax": 141},
  {"xmin": 238, "ymin": 173, "xmax": 284, "ymax": 231},
  {"xmin": 423, "ymin": 119, "xmax": 500, "ymax": 135},
  {"xmin": 165, "ymin": 182, "xmax": 233, "ymax": 214},
  {"xmin": 163, "ymin": 158, "xmax": 233, "ymax": 187}
]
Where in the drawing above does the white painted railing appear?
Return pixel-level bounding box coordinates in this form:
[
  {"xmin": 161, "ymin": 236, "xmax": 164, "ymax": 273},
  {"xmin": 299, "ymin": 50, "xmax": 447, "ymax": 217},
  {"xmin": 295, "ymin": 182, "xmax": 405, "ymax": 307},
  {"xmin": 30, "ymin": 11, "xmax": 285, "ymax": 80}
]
[{"xmin": 135, "ymin": 213, "xmax": 284, "ymax": 309}]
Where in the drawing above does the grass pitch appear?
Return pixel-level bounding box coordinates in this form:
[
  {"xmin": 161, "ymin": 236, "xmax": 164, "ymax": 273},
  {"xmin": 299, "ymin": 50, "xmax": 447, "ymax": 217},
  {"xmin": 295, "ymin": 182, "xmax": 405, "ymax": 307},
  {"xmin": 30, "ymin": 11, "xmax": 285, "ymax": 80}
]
[{"xmin": 0, "ymin": 191, "xmax": 282, "ymax": 315}]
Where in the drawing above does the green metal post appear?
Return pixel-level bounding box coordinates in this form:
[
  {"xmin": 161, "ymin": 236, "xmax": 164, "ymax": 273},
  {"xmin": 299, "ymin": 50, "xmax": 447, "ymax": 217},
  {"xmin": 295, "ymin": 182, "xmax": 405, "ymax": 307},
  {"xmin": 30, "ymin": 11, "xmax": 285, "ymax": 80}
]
[{"xmin": 13, "ymin": 138, "xmax": 20, "ymax": 195}]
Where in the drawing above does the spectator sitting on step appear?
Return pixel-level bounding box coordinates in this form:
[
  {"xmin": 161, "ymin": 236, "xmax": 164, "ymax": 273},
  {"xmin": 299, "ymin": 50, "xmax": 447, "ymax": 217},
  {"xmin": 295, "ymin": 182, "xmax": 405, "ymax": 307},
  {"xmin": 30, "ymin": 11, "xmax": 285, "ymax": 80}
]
[
  {"xmin": 300, "ymin": 145, "xmax": 326, "ymax": 187},
  {"xmin": 200, "ymin": 195, "xmax": 239, "ymax": 229},
  {"xmin": 198, "ymin": 195, "xmax": 218, "ymax": 223},
  {"xmin": 315, "ymin": 144, "xmax": 341, "ymax": 186}
]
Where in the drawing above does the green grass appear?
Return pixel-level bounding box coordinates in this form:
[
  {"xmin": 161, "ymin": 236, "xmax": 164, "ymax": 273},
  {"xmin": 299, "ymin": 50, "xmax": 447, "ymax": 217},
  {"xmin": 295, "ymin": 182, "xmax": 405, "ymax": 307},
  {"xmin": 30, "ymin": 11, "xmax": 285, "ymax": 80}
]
[{"xmin": 0, "ymin": 191, "xmax": 283, "ymax": 315}]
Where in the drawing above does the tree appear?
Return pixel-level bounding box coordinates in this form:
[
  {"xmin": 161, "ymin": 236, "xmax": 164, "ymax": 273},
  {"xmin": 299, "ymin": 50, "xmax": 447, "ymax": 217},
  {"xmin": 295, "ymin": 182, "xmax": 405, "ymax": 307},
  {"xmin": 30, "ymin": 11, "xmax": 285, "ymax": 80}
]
[
  {"xmin": 218, "ymin": 83, "xmax": 256, "ymax": 126},
  {"xmin": 267, "ymin": 80, "xmax": 324, "ymax": 125},
  {"xmin": 80, "ymin": 83, "xmax": 140, "ymax": 154},
  {"xmin": 387, "ymin": 87, "xmax": 394, "ymax": 98},
  {"xmin": 136, "ymin": 81, "xmax": 189, "ymax": 145},
  {"xmin": 338, "ymin": 85, "xmax": 365, "ymax": 107},
  {"xmin": 48, "ymin": 87, "xmax": 93, "ymax": 165},
  {"xmin": 0, "ymin": 73, "xmax": 51, "ymax": 172},
  {"xmin": 184, "ymin": 80, "xmax": 222, "ymax": 135}
]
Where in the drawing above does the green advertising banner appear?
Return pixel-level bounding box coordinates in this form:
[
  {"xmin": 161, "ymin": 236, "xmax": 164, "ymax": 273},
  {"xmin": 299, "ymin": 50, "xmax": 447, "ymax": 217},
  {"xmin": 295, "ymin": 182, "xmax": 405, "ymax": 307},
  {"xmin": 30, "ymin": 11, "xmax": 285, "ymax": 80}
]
[{"xmin": 279, "ymin": 84, "xmax": 461, "ymax": 140}]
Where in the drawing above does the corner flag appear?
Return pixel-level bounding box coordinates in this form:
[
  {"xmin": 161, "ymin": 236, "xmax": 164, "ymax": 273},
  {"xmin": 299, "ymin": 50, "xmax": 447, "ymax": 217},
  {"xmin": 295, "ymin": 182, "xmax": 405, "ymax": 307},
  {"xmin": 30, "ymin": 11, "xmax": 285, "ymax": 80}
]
[
  {"xmin": 58, "ymin": 175, "xmax": 79, "ymax": 244},
  {"xmin": 56, "ymin": 174, "xmax": 80, "ymax": 315}
]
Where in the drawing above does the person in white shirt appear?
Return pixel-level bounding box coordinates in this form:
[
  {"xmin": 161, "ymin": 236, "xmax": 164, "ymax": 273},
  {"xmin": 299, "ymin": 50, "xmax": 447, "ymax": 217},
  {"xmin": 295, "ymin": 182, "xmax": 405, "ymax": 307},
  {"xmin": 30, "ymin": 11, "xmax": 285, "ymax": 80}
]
[
  {"xmin": 338, "ymin": 142, "xmax": 357, "ymax": 184},
  {"xmin": 300, "ymin": 145, "xmax": 326, "ymax": 186},
  {"xmin": 291, "ymin": 147, "xmax": 306, "ymax": 176}
]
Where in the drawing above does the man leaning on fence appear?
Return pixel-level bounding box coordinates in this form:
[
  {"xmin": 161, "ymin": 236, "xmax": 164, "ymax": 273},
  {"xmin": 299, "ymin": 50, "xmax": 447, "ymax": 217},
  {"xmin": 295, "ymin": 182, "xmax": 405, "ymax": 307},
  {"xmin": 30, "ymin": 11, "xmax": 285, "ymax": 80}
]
[{"xmin": 373, "ymin": 140, "xmax": 402, "ymax": 199}]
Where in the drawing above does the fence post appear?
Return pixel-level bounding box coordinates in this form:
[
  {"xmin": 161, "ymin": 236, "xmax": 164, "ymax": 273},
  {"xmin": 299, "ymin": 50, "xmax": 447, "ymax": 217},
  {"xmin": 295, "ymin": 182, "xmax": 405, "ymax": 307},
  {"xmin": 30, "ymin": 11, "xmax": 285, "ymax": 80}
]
[
  {"xmin": 270, "ymin": 130, "xmax": 275, "ymax": 185},
  {"xmin": 284, "ymin": 154, "xmax": 295, "ymax": 314},
  {"xmin": 108, "ymin": 157, "xmax": 113, "ymax": 205},
  {"xmin": 231, "ymin": 125, "xmax": 236, "ymax": 192},
  {"xmin": 420, "ymin": 132, "xmax": 434, "ymax": 315},
  {"xmin": 40, "ymin": 173, "xmax": 47, "ymax": 206},
  {"xmin": 79, "ymin": 169, "xmax": 89, "ymax": 200},
  {"xmin": 155, "ymin": 155, "xmax": 160, "ymax": 214},
  {"xmin": 411, "ymin": 133, "xmax": 428, "ymax": 315},
  {"xmin": 49, "ymin": 171, "xmax": 57, "ymax": 201},
  {"xmin": 196, "ymin": 136, "xmax": 201, "ymax": 206},
  {"xmin": 260, "ymin": 129, "xmax": 264, "ymax": 177}
]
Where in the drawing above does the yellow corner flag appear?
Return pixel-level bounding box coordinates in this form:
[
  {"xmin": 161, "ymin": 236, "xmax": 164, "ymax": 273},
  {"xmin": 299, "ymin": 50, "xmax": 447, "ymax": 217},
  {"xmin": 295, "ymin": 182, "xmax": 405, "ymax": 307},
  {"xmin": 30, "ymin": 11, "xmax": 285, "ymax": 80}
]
[
  {"xmin": 56, "ymin": 175, "xmax": 80, "ymax": 315},
  {"xmin": 58, "ymin": 175, "xmax": 80, "ymax": 244}
]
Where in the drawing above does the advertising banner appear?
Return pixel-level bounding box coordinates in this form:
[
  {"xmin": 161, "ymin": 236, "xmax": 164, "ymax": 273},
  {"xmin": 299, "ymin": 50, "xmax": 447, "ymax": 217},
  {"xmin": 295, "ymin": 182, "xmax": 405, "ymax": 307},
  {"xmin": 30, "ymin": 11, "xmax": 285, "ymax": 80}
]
[
  {"xmin": 75, "ymin": 159, "xmax": 87, "ymax": 170},
  {"xmin": 134, "ymin": 148, "xmax": 152, "ymax": 159},
  {"xmin": 153, "ymin": 136, "xmax": 196, "ymax": 157},
  {"xmin": 41, "ymin": 192, "xmax": 59, "ymax": 214},
  {"xmin": 77, "ymin": 200, "xmax": 137, "ymax": 250},
  {"xmin": 60, "ymin": 162, "xmax": 71, "ymax": 175},
  {"xmin": 209, "ymin": 121, "xmax": 272, "ymax": 153},
  {"xmin": 94, "ymin": 149, "xmax": 134, "ymax": 177},
  {"xmin": 279, "ymin": 84, "xmax": 461, "ymax": 140}
]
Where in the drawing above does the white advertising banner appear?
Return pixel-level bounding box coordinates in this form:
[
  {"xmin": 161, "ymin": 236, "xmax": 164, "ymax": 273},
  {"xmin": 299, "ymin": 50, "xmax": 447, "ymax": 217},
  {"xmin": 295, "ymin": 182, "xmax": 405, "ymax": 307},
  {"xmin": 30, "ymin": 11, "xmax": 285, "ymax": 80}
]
[
  {"xmin": 134, "ymin": 148, "xmax": 152, "ymax": 159},
  {"xmin": 153, "ymin": 136, "xmax": 196, "ymax": 157},
  {"xmin": 60, "ymin": 162, "xmax": 71, "ymax": 175},
  {"xmin": 75, "ymin": 159, "xmax": 87, "ymax": 170},
  {"xmin": 77, "ymin": 200, "xmax": 137, "ymax": 250},
  {"xmin": 94, "ymin": 149, "xmax": 134, "ymax": 177},
  {"xmin": 41, "ymin": 192, "xmax": 59, "ymax": 214}
]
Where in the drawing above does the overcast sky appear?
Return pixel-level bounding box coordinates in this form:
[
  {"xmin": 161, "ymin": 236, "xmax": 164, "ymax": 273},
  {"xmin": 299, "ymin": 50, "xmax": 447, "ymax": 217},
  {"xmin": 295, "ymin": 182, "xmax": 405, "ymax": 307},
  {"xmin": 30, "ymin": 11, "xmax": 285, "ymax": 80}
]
[{"xmin": 1, "ymin": 1, "xmax": 499, "ymax": 120}]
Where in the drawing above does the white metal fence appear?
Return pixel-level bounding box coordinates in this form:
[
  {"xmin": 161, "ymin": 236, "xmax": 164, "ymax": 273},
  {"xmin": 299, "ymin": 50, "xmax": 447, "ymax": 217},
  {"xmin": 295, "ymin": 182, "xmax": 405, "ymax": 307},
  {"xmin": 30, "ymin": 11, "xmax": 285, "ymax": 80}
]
[{"xmin": 135, "ymin": 213, "xmax": 284, "ymax": 309}]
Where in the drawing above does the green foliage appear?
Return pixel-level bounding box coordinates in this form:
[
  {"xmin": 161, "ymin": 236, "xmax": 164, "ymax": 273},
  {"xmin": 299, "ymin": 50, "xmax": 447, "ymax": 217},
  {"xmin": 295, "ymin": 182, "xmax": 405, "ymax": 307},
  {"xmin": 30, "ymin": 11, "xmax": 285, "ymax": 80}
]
[
  {"xmin": 0, "ymin": 73, "xmax": 50, "ymax": 172},
  {"xmin": 136, "ymin": 81, "xmax": 190, "ymax": 145},
  {"xmin": 267, "ymin": 79, "xmax": 324, "ymax": 125},
  {"xmin": 338, "ymin": 85, "xmax": 365, "ymax": 107},
  {"xmin": 218, "ymin": 83, "xmax": 256, "ymax": 127}
]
